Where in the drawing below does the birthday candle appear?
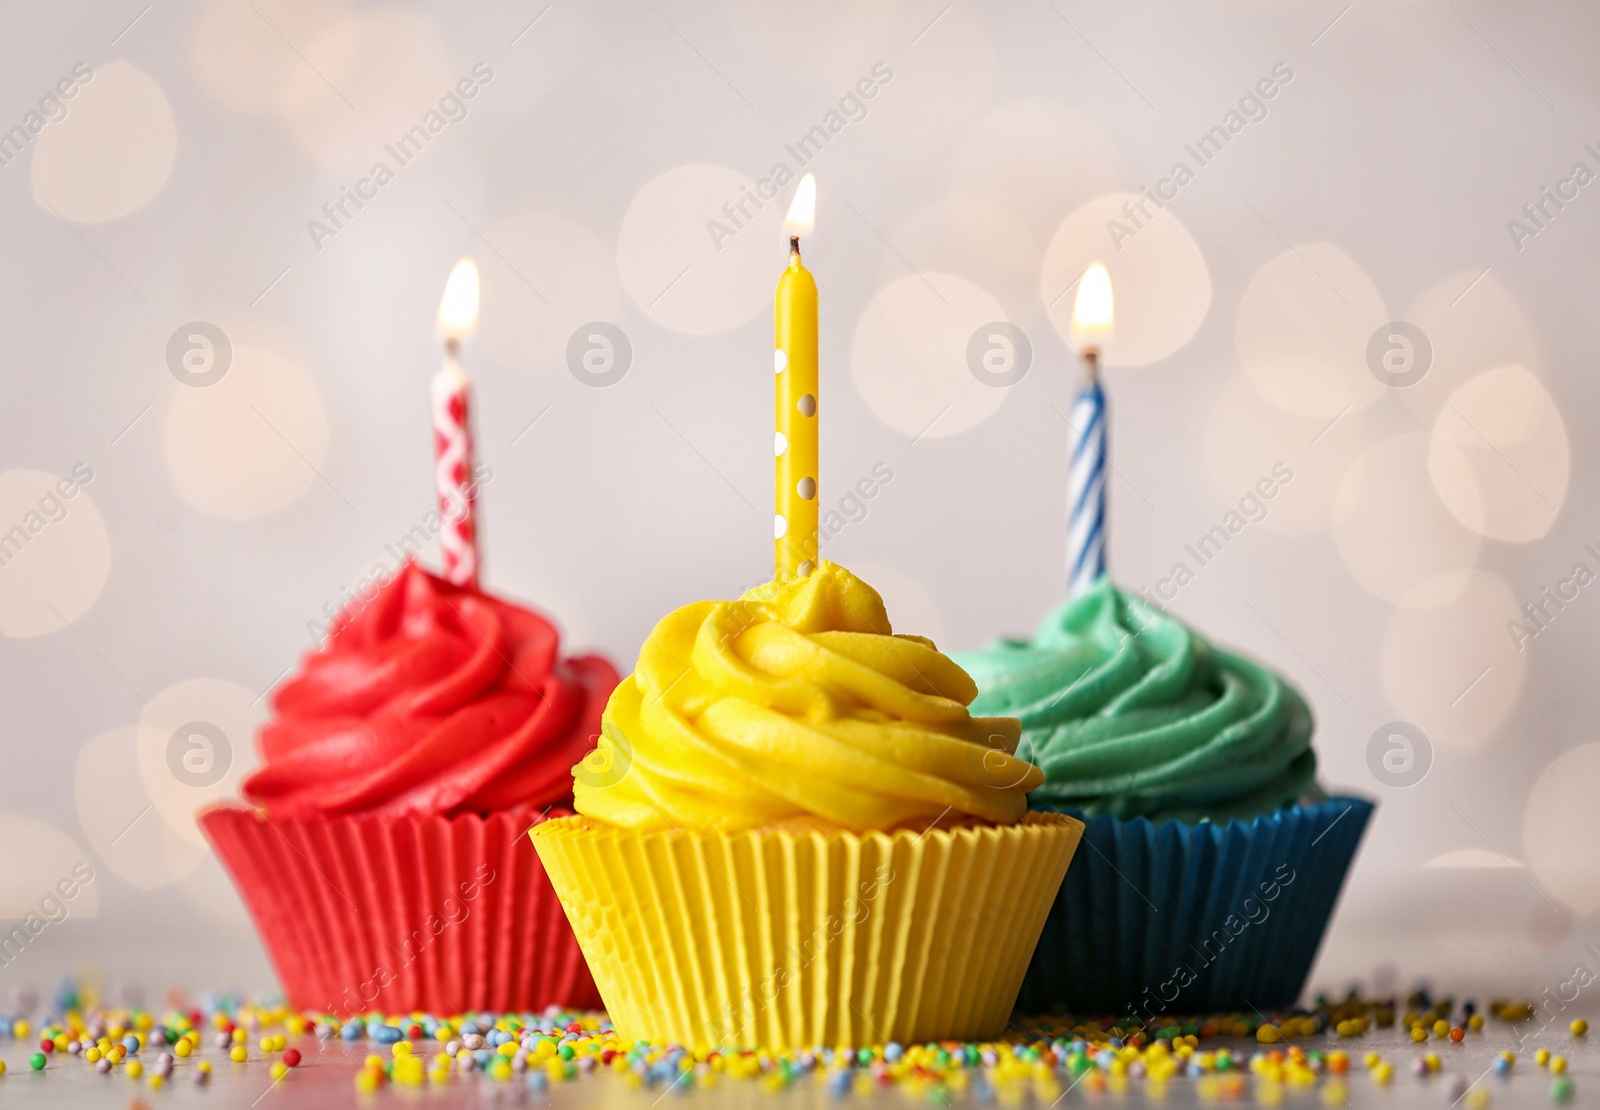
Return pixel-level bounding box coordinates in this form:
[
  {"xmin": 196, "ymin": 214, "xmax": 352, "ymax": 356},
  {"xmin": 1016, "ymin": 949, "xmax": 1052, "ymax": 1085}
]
[
  {"xmin": 774, "ymin": 175, "xmax": 818, "ymax": 581},
  {"xmin": 434, "ymin": 259, "xmax": 481, "ymax": 588},
  {"xmin": 1067, "ymin": 262, "xmax": 1113, "ymax": 598}
]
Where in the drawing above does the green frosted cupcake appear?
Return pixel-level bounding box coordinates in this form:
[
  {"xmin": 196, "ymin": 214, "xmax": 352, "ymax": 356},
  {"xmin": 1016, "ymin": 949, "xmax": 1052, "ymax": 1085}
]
[
  {"xmin": 956, "ymin": 579, "xmax": 1371, "ymax": 1015},
  {"xmin": 958, "ymin": 579, "xmax": 1319, "ymax": 824}
]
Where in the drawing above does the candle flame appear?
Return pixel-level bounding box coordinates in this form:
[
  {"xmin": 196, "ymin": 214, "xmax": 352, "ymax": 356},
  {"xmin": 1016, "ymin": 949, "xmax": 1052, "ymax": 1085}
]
[
  {"xmin": 1071, "ymin": 262, "xmax": 1114, "ymax": 350},
  {"xmin": 784, "ymin": 175, "xmax": 816, "ymax": 237},
  {"xmin": 437, "ymin": 258, "xmax": 480, "ymax": 340}
]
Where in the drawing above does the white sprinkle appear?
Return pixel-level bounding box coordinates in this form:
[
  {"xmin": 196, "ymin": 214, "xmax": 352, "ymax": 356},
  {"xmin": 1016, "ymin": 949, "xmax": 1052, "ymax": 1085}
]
[
  {"xmin": 774, "ymin": 514, "xmax": 788, "ymax": 539},
  {"xmin": 774, "ymin": 349, "xmax": 788, "ymax": 374},
  {"xmin": 774, "ymin": 431, "xmax": 788, "ymax": 456}
]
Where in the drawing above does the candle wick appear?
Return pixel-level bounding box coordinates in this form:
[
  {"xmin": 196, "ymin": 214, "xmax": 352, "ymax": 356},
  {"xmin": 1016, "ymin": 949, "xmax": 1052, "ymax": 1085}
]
[
  {"xmin": 445, "ymin": 336, "xmax": 461, "ymax": 357},
  {"xmin": 789, "ymin": 235, "xmax": 800, "ymax": 257},
  {"xmin": 1082, "ymin": 348, "xmax": 1100, "ymax": 383}
]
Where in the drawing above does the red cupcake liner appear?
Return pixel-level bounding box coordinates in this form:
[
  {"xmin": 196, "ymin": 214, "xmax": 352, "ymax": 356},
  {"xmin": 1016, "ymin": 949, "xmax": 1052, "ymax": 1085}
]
[{"xmin": 201, "ymin": 804, "xmax": 599, "ymax": 1016}]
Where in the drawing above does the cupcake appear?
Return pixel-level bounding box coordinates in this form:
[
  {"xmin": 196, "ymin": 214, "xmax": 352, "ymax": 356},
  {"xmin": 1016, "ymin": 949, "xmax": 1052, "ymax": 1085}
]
[
  {"xmin": 531, "ymin": 561, "xmax": 1084, "ymax": 1051},
  {"xmin": 956, "ymin": 580, "xmax": 1372, "ymax": 1016},
  {"xmin": 202, "ymin": 560, "xmax": 618, "ymax": 1016}
]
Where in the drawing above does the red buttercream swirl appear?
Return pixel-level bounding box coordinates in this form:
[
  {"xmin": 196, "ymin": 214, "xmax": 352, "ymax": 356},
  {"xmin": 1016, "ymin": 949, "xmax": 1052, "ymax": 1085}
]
[{"xmin": 242, "ymin": 561, "xmax": 618, "ymax": 819}]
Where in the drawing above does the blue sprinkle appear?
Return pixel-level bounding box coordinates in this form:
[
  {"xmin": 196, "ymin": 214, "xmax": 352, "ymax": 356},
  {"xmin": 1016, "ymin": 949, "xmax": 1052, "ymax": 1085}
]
[
  {"xmin": 460, "ymin": 1022, "xmax": 481, "ymax": 1037},
  {"xmin": 884, "ymin": 1043, "xmax": 904, "ymax": 1063},
  {"xmin": 827, "ymin": 1070, "xmax": 852, "ymax": 1098},
  {"xmin": 371, "ymin": 1025, "xmax": 402, "ymax": 1044},
  {"xmin": 340, "ymin": 1023, "xmax": 362, "ymax": 1041},
  {"xmin": 525, "ymin": 1072, "xmax": 548, "ymax": 1093},
  {"xmin": 122, "ymin": 1035, "xmax": 140, "ymax": 1055},
  {"xmin": 1107, "ymin": 1036, "xmax": 1123, "ymax": 1049},
  {"xmin": 473, "ymin": 1048, "xmax": 493, "ymax": 1066}
]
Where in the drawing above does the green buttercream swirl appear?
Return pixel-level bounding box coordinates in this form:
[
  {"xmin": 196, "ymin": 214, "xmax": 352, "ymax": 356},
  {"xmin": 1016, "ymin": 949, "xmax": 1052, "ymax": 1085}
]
[{"xmin": 955, "ymin": 580, "xmax": 1319, "ymax": 825}]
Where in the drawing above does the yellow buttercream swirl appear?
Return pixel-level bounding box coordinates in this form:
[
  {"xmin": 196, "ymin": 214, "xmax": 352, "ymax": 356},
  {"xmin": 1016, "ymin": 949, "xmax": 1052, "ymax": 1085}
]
[{"xmin": 573, "ymin": 562, "xmax": 1042, "ymax": 832}]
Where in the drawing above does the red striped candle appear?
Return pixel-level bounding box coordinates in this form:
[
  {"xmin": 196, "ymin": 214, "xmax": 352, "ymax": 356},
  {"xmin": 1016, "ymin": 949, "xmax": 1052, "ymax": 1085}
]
[{"xmin": 434, "ymin": 259, "xmax": 481, "ymax": 587}]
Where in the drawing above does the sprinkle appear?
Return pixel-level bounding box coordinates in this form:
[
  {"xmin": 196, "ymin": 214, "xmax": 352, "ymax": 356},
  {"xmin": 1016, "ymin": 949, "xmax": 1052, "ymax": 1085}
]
[
  {"xmin": 1571, "ymin": 1019, "xmax": 1588, "ymax": 1037},
  {"xmin": 29, "ymin": 1052, "xmax": 46, "ymax": 1071}
]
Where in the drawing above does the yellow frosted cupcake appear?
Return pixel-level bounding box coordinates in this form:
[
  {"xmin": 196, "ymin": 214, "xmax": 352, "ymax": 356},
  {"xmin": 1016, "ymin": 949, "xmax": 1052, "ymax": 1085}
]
[{"xmin": 531, "ymin": 561, "xmax": 1082, "ymax": 1050}]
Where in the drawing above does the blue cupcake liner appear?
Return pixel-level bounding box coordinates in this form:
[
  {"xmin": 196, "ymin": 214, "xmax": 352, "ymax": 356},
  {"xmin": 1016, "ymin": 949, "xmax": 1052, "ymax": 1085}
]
[{"xmin": 1018, "ymin": 796, "xmax": 1373, "ymax": 1017}]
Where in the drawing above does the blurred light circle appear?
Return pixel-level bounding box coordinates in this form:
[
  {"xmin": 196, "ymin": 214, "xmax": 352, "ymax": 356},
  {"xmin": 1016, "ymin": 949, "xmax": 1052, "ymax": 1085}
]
[
  {"xmin": 846, "ymin": 560, "xmax": 945, "ymax": 647},
  {"xmin": 953, "ymin": 100, "xmax": 1128, "ymax": 239},
  {"xmin": 277, "ymin": 9, "xmax": 456, "ymax": 177},
  {"xmin": 477, "ymin": 207, "xmax": 620, "ymax": 371},
  {"xmin": 165, "ymin": 346, "xmax": 330, "ymax": 520},
  {"xmin": 1334, "ymin": 433, "xmax": 1479, "ymax": 607},
  {"xmin": 1203, "ymin": 376, "xmax": 1364, "ymax": 536},
  {"xmin": 1401, "ymin": 269, "xmax": 1536, "ymax": 420},
  {"xmin": 31, "ymin": 60, "xmax": 177, "ymax": 224},
  {"xmin": 1378, "ymin": 571, "xmax": 1523, "ymax": 749},
  {"xmin": 1524, "ymin": 742, "xmax": 1600, "ymax": 913},
  {"xmin": 617, "ymin": 164, "xmax": 781, "ymax": 335},
  {"xmin": 850, "ymin": 273, "xmax": 1008, "ymax": 438},
  {"xmin": 1428, "ymin": 365, "xmax": 1568, "ymax": 542},
  {"xmin": 0, "ymin": 468, "xmax": 111, "ymax": 639},
  {"xmin": 137, "ymin": 678, "xmax": 265, "ymax": 848},
  {"xmin": 76, "ymin": 727, "xmax": 206, "ymax": 890},
  {"xmin": 1040, "ymin": 192, "xmax": 1211, "ymax": 367},
  {"xmin": 0, "ymin": 817, "xmax": 99, "ymax": 920},
  {"xmin": 886, "ymin": 195, "xmax": 1040, "ymax": 295},
  {"xmin": 1236, "ymin": 242, "xmax": 1388, "ymax": 419},
  {"xmin": 189, "ymin": 0, "xmax": 353, "ymax": 118}
]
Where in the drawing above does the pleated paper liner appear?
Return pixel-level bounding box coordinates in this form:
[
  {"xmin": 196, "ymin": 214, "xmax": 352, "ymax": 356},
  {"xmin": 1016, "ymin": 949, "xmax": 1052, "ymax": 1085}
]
[
  {"xmin": 532, "ymin": 811, "xmax": 1083, "ymax": 1051},
  {"xmin": 1018, "ymin": 796, "xmax": 1373, "ymax": 1017},
  {"xmin": 201, "ymin": 804, "xmax": 600, "ymax": 1016}
]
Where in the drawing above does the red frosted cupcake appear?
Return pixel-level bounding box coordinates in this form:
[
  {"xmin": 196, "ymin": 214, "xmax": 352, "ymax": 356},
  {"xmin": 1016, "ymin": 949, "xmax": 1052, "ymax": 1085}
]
[{"xmin": 202, "ymin": 560, "xmax": 617, "ymax": 1016}]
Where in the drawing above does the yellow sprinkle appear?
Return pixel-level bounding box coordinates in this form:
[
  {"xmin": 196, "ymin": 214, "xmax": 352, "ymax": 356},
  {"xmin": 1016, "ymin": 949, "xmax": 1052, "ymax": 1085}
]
[
  {"xmin": 1433, "ymin": 1020, "xmax": 1450, "ymax": 1037},
  {"xmin": 1465, "ymin": 1086, "xmax": 1491, "ymax": 1109},
  {"xmin": 230, "ymin": 1045, "xmax": 248, "ymax": 1063},
  {"xmin": 197, "ymin": 1061, "xmax": 212, "ymax": 1074},
  {"xmin": 15, "ymin": 1021, "xmax": 30, "ymax": 1039},
  {"xmin": 1372, "ymin": 1062, "xmax": 1394, "ymax": 1084},
  {"xmin": 354, "ymin": 1070, "xmax": 382, "ymax": 1092},
  {"xmin": 148, "ymin": 1073, "xmax": 165, "ymax": 1090},
  {"xmin": 174, "ymin": 1039, "xmax": 192, "ymax": 1058},
  {"xmin": 270, "ymin": 1062, "xmax": 289, "ymax": 1080},
  {"xmin": 85, "ymin": 1047, "xmax": 102, "ymax": 1063},
  {"xmin": 1412, "ymin": 1027, "xmax": 1428, "ymax": 1043},
  {"xmin": 1257, "ymin": 1025, "xmax": 1282, "ymax": 1044},
  {"xmin": 1572, "ymin": 1019, "xmax": 1589, "ymax": 1037},
  {"xmin": 1537, "ymin": 1048, "xmax": 1551, "ymax": 1066},
  {"xmin": 1552, "ymin": 1056, "xmax": 1568, "ymax": 1075},
  {"xmin": 1469, "ymin": 1014, "xmax": 1486, "ymax": 1031},
  {"xmin": 1363, "ymin": 1052, "xmax": 1382, "ymax": 1069},
  {"xmin": 126, "ymin": 1061, "xmax": 144, "ymax": 1079}
]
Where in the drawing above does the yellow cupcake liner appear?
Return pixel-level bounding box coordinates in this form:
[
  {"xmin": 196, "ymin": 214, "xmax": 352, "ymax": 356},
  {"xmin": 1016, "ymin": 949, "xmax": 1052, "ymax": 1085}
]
[{"xmin": 531, "ymin": 812, "xmax": 1083, "ymax": 1051}]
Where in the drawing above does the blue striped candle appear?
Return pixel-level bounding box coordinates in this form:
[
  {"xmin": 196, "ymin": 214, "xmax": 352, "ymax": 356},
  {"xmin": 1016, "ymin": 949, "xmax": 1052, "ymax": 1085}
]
[{"xmin": 1066, "ymin": 364, "xmax": 1107, "ymax": 597}]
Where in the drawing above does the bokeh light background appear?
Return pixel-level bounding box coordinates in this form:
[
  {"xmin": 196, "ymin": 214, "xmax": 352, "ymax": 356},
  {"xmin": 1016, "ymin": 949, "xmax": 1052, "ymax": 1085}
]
[{"xmin": 2, "ymin": 0, "xmax": 1598, "ymax": 1000}]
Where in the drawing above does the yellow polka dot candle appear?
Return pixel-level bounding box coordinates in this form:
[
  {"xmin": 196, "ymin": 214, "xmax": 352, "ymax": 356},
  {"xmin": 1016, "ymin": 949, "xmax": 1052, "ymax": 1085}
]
[{"xmin": 774, "ymin": 174, "xmax": 818, "ymax": 581}]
